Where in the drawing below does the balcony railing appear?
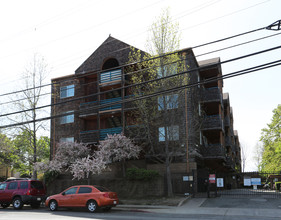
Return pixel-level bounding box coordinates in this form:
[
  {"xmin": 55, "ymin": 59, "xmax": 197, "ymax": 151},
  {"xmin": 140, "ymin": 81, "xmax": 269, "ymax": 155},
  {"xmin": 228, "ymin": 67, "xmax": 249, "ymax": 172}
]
[
  {"xmin": 202, "ymin": 115, "xmax": 224, "ymax": 130},
  {"xmin": 80, "ymin": 127, "xmax": 122, "ymax": 143},
  {"xmin": 100, "ymin": 69, "xmax": 122, "ymax": 84},
  {"xmin": 80, "ymin": 130, "xmax": 99, "ymax": 143},
  {"xmin": 99, "ymin": 127, "xmax": 122, "ymax": 140},
  {"xmin": 80, "ymin": 101, "xmax": 99, "ymax": 116},
  {"xmin": 225, "ymin": 136, "xmax": 232, "ymax": 147},
  {"xmin": 226, "ymin": 156, "xmax": 235, "ymax": 170},
  {"xmin": 201, "ymin": 87, "xmax": 222, "ymax": 103},
  {"xmin": 80, "ymin": 95, "xmax": 135, "ymax": 117},
  {"xmin": 224, "ymin": 115, "xmax": 230, "ymax": 127},
  {"xmin": 201, "ymin": 143, "xmax": 226, "ymax": 159},
  {"xmin": 100, "ymin": 97, "xmax": 122, "ymax": 111}
]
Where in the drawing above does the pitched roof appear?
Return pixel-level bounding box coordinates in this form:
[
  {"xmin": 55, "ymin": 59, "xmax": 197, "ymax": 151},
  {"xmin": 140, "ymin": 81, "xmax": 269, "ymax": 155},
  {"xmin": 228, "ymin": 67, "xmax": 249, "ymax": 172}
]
[{"xmin": 75, "ymin": 36, "xmax": 144, "ymax": 74}]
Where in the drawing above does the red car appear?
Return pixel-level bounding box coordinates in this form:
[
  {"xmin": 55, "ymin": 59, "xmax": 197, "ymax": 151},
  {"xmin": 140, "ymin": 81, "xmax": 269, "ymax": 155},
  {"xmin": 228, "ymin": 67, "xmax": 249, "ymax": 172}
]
[
  {"xmin": 45, "ymin": 185, "xmax": 118, "ymax": 212},
  {"xmin": 0, "ymin": 179, "xmax": 46, "ymax": 209}
]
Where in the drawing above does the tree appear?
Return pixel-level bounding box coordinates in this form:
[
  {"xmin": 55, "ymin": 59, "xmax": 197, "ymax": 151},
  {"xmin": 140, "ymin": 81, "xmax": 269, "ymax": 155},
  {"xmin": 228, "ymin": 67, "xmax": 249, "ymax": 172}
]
[
  {"xmin": 10, "ymin": 54, "xmax": 49, "ymax": 179},
  {"xmin": 260, "ymin": 104, "xmax": 281, "ymax": 172},
  {"xmin": 0, "ymin": 133, "xmax": 16, "ymax": 178},
  {"xmin": 253, "ymin": 142, "xmax": 264, "ymax": 171},
  {"xmin": 240, "ymin": 144, "xmax": 248, "ymax": 172},
  {"xmin": 13, "ymin": 129, "xmax": 50, "ymax": 176},
  {"xmin": 97, "ymin": 133, "xmax": 142, "ymax": 177},
  {"xmin": 35, "ymin": 142, "xmax": 107, "ymax": 184},
  {"xmin": 127, "ymin": 8, "xmax": 192, "ymax": 197}
]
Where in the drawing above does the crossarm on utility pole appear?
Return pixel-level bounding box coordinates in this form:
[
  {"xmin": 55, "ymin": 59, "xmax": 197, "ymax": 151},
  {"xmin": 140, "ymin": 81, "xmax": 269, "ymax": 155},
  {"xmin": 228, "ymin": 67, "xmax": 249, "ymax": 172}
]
[{"xmin": 266, "ymin": 20, "xmax": 281, "ymax": 31}]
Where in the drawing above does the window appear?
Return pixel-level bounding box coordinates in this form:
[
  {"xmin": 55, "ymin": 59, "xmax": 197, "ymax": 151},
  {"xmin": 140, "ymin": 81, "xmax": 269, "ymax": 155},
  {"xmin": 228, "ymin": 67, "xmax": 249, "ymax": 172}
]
[
  {"xmin": 20, "ymin": 181, "xmax": 28, "ymax": 189},
  {"xmin": 64, "ymin": 187, "xmax": 78, "ymax": 195},
  {"xmin": 60, "ymin": 85, "xmax": 75, "ymax": 98},
  {"xmin": 157, "ymin": 63, "xmax": 177, "ymax": 78},
  {"xmin": 60, "ymin": 111, "xmax": 74, "ymax": 124},
  {"xmin": 8, "ymin": 182, "xmax": 18, "ymax": 190},
  {"xmin": 95, "ymin": 186, "xmax": 110, "ymax": 192},
  {"xmin": 60, "ymin": 137, "xmax": 74, "ymax": 143},
  {"xmin": 158, "ymin": 94, "xmax": 178, "ymax": 110},
  {"xmin": 158, "ymin": 125, "xmax": 179, "ymax": 142},
  {"xmin": 0, "ymin": 183, "xmax": 7, "ymax": 190},
  {"xmin": 158, "ymin": 127, "xmax": 165, "ymax": 142},
  {"xmin": 78, "ymin": 187, "xmax": 92, "ymax": 194},
  {"xmin": 31, "ymin": 181, "xmax": 44, "ymax": 189}
]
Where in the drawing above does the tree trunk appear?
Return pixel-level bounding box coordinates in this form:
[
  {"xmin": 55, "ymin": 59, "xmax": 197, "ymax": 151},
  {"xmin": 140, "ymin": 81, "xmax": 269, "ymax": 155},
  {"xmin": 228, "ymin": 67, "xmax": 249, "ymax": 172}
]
[
  {"xmin": 122, "ymin": 160, "xmax": 126, "ymax": 178},
  {"xmin": 32, "ymin": 108, "xmax": 37, "ymax": 180},
  {"xmin": 165, "ymin": 153, "xmax": 173, "ymax": 197}
]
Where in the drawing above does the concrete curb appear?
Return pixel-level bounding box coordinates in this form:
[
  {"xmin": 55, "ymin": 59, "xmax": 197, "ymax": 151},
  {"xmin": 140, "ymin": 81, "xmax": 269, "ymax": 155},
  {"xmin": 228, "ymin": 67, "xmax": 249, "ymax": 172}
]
[{"xmin": 177, "ymin": 196, "xmax": 191, "ymax": 207}]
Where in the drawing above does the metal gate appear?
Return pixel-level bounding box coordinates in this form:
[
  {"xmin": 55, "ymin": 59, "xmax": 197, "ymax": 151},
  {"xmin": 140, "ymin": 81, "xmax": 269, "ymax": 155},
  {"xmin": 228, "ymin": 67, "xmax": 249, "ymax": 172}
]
[
  {"xmin": 195, "ymin": 171, "xmax": 281, "ymax": 198},
  {"xmin": 169, "ymin": 172, "xmax": 195, "ymax": 196}
]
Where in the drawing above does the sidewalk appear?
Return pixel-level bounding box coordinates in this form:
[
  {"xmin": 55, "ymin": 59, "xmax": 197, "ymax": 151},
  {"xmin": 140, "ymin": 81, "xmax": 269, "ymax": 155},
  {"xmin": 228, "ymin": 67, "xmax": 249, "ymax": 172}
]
[{"xmin": 115, "ymin": 197, "xmax": 281, "ymax": 218}]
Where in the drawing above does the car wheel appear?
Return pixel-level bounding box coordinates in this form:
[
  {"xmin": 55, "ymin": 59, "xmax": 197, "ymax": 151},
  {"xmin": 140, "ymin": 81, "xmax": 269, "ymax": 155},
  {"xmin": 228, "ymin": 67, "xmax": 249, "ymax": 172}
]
[
  {"xmin": 49, "ymin": 200, "xmax": 58, "ymax": 211},
  {"xmin": 1, "ymin": 203, "xmax": 10, "ymax": 208},
  {"xmin": 87, "ymin": 200, "xmax": 98, "ymax": 213},
  {"xmin": 31, "ymin": 202, "xmax": 41, "ymax": 209},
  {"xmin": 13, "ymin": 197, "xmax": 23, "ymax": 210}
]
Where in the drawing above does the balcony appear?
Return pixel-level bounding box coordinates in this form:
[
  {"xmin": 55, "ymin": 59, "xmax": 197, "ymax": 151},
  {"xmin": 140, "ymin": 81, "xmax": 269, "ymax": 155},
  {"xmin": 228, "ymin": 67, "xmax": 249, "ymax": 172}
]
[
  {"xmin": 226, "ymin": 156, "xmax": 235, "ymax": 170},
  {"xmin": 80, "ymin": 127, "xmax": 122, "ymax": 143},
  {"xmin": 201, "ymin": 87, "xmax": 222, "ymax": 103},
  {"xmin": 202, "ymin": 115, "xmax": 224, "ymax": 131},
  {"xmin": 224, "ymin": 115, "xmax": 230, "ymax": 127},
  {"xmin": 80, "ymin": 101, "xmax": 99, "ymax": 117},
  {"xmin": 123, "ymin": 95, "xmax": 135, "ymax": 110},
  {"xmin": 99, "ymin": 127, "xmax": 122, "ymax": 140},
  {"xmin": 100, "ymin": 97, "xmax": 122, "ymax": 112},
  {"xmin": 201, "ymin": 143, "xmax": 226, "ymax": 159},
  {"xmin": 100, "ymin": 69, "xmax": 122, "ymax": 85},
  {"xmin": 80, "ymin": 130, "xmax": 99, "ymax": 143},
  {"xmin": 80, "ymin": 97, "xmax": 122, "ymax": 117},
  {"xmin": 225, "ymin": 135, "xmax": 232, "ymax": 147}
]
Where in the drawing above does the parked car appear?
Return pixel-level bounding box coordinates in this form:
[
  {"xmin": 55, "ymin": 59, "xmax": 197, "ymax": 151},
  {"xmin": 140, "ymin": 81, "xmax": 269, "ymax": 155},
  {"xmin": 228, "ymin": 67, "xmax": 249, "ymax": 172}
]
[
  {"xmin": 0, "ymin": 179, "xmax": 46, "ymax": 209},
  {"xmin": 45, "ymin": 185, "xmax": 119, "ymax": 212}
]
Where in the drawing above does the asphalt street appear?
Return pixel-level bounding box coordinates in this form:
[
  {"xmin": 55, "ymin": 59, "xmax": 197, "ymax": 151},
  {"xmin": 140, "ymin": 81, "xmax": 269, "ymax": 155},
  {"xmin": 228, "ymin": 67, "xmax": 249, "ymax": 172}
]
[
  {"xmin": 0, "ymin": 208, "xmax": 280, "ymax": 220},
  {"xmin": 1, "ymin": 197, "xmax": 281, "ymax": 220}
]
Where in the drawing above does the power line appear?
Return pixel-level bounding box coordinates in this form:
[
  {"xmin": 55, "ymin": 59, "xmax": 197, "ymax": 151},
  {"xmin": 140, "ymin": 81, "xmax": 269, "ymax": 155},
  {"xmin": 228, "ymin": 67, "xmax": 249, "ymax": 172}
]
[
  {"xmin": 1, "ymin": 19, "xmax": 280, "ymax": 107},
  {"xmin": 1, "ymin": 43, "xmax": 281, "ymax": 120},
  {"xmin": 1, "ymin": 58, "xmax": 280, "ymax": 130}
]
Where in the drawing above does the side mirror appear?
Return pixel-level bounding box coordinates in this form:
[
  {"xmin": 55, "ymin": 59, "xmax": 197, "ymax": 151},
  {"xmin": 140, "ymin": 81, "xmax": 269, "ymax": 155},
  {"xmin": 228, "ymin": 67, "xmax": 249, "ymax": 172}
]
[{"xmin": 62, "ymin": 192, "xmax": 65, "ymax": 196}]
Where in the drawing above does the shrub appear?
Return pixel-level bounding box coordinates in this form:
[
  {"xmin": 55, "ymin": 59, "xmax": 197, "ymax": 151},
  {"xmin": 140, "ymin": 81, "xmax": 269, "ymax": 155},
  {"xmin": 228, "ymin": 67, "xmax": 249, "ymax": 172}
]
[
  {"xmin": 126, "ymin": 168, "xmax": 159, "ymax": 181},
  {"xmin": 43, "ymin": 170, "xmax": 59, "ymax": 186}
]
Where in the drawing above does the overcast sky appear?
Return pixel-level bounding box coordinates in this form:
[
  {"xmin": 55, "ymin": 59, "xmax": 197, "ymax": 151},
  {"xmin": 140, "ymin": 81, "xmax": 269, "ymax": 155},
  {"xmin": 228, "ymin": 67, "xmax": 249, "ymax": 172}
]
[{"xmin": 0, "ymin": 0, "xmax": 280, "ymax": 171}]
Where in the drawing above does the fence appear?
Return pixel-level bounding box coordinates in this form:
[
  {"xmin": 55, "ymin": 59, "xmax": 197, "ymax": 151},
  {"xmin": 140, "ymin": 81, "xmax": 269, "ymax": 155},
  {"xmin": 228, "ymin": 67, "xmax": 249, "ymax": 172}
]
[{"xmin": 194, "ymin": 171, "xmax": 281, "ymax": 198}]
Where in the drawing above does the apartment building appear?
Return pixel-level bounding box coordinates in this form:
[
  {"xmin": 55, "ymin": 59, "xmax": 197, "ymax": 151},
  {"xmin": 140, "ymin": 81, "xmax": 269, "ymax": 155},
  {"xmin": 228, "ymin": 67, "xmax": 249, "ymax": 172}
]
[{"xmin": 50, "ymin": 36, "xmax": 241, "ymax": 186}]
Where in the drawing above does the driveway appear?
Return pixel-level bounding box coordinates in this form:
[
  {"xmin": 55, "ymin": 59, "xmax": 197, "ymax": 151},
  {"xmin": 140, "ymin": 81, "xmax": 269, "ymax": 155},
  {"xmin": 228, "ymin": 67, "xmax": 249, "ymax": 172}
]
[{"xmin": 201, "ymin": 197, "xmax": 281, "ymax": 209}]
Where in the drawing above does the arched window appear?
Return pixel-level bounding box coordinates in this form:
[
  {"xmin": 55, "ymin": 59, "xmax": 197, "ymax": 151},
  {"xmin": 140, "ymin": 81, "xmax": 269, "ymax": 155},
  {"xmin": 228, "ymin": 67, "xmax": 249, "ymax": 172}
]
[
  {"xmin": 102, "ymin": 58, "xmax": 119, "ymax": 70},
  {"xmin": 100, "ymin": 58, "xmax": 121, "ymax": 84}
]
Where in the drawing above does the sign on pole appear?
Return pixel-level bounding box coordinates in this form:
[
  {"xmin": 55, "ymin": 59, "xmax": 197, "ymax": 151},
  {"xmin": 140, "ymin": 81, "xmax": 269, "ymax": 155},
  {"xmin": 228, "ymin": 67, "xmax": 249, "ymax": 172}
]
[
  {"xmin": 209, "ymin": 174, "xmax": 216, "ymax": 184},
  {"xmin": 217, "ymin": 178, "xmax": 224, "ymax": 187}
]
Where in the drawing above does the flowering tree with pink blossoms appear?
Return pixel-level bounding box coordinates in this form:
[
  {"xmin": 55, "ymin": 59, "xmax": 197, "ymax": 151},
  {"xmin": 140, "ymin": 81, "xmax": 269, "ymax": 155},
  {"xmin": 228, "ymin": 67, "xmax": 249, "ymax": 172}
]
[
  {"xmin": 35, "ymin": 142, "xmax": 106, "ymax": 183},
  {"xmin": 69, "ymin": 155, "xmax": 107, "ymax": 182},
  {"xmin": 97, "ymin": 133, "xmax": 142, "ymax": 177},
  {"xmin": 35, "ymin": 134, "xmax": 141, "ymax": 182}
]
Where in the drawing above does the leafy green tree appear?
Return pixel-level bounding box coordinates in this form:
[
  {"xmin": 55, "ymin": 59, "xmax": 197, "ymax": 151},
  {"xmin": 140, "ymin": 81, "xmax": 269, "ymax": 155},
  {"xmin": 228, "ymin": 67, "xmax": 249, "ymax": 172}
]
[
  {"xmin": 127, "ymin": 8, "xmax": 191, "ymax": 197},
  {"xmin": 260, "ymin": 104, "xmax": 281, "ymax": 172},
  {"xmin": 9, "ymin": 54, "xmax": 49, "ymax": 179},
  {"xmin": 13, "ymin": 129, "xmax": 50, "ymax": 176},
  {"xmin": 0, "ymin": 133, "xmax": 17, "ymax": 178}
]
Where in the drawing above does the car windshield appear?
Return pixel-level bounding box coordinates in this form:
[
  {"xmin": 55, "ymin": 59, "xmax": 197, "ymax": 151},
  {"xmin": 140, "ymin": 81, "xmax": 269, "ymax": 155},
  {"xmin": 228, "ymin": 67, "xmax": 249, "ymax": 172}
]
[
  {"xmin": 31, "ymin": 181, "xmax": 44, "ymax": 189},
  {"xmin": 94, "ymin": 185, "xmax": 110, "ymax": 192}
]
